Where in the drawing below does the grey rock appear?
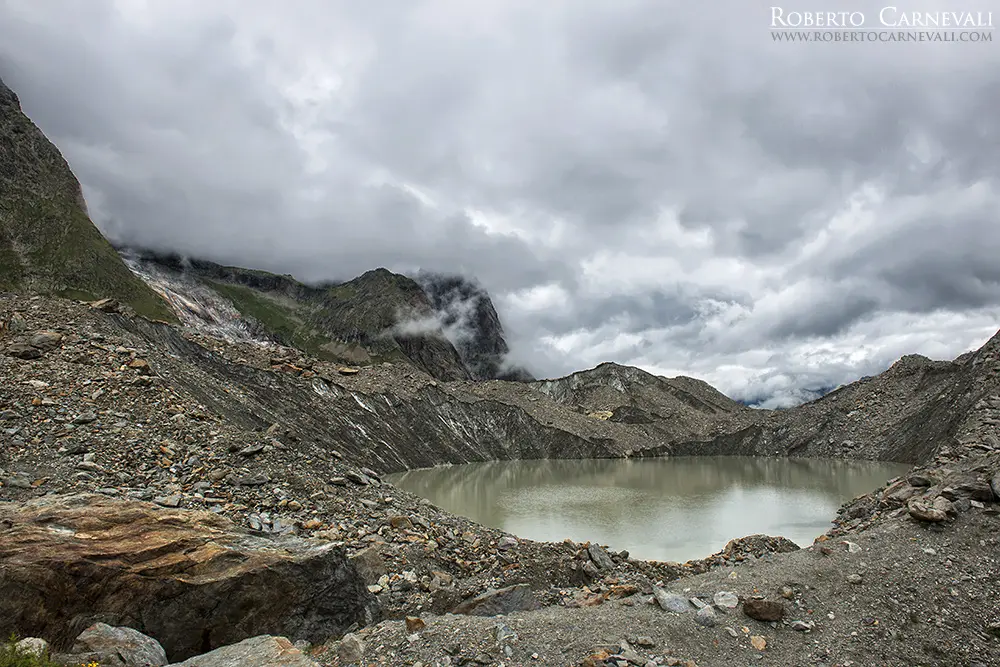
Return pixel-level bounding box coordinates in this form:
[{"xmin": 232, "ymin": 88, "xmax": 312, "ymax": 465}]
[
  {"xmin": 153, "ymin": 495, "xmax": 182, "ymax": 508},
  {"xmin": 614, "ymin": 640, "xmax": 645, "ymax": 665},
  {"xmin": 71, "ymin": 622, "xmax": 168, "ymax": 666},
  {"xmin": 790, "ymin": 620, "xmax": 814, "ymax": 632},
  {"xmin": 588, "ymin": 543, "xmax": 615, "ymax": 572},
  {"xmin": 29, "ymin": 331, "xmax": 63, "ymax": 351},
  {"xmin": 452, "ymin": 584, "xmax": 539, "ymax": 616},
  {"xmin": 238, "ymin": 444, "xmax": 265, "ymax": 457},
  {"xmin": 713, "ymin": 591, "xmax": 739, "ymax": 608},
  {"xmin": 168, "ymin": 635, "xmax": 319, "ymax": 666},
  {"xmin": 991, "ymin": 471, "xmax": 1000, "ymax": 500},
  {"xmin": 847, "ymin": 574, "xmax": 863, "ymax": 585},
  {"xmin": 907, "ymin": 473, "xmax": 934, "ymax": 487},
  {"xmin": 498, "ymin": 536, "xmax": 518, "ymax": 550},
  {"xmin": 7, "ymin": 343, "xmax": 42, "ymax": 360},
  {"xmin": 338, "ymin": 634, "xmax": 364, "ymax": 665},
  {"xmin": 345, "ymin": 472, "xmax": 371, "ymax": 486},
  {"xmin": 350, "ymin": 547, "xmax": 387, "ymax": 586},
  {"xmin": 652, "ymin": 587, "xmax": 691, "ymax": 613},
  {"xmin": 72, "ymin": 412, "xmax": 98, "ymax": 425},
  {"xmin": 695, "ymin": 606, "xmax": 718, "ymax": 627},
  {"xmin": 14, "ymin": 637, "xmax": 49, "ymax": 657}
]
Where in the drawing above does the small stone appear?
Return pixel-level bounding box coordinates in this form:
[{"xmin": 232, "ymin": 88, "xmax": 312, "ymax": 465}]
[
  {"xmin": 7, "ymin": 343, "xmax": 42, "ymax": 360},
  {"xmin": 405, "ymin": 616, "xmax": 426, "ymax": 633},
  {"xmin": 724, "ymin": 627, "xmax": 739, "ymax": 638},
  {"xmin": 847, "ymin": 573, "xmax": 863, "ymax": 585},
  {"xmin": 653, "ymin": 587, "xmax": 692, "ymax": 613},
  {"xmin": 302, "ymin": 519, "xmax": 323, "ymax": 530},
  {"xmin": 588, "ymin": 543, "xmax": 616, "ymax": 572},
  {"xmin": 743, "ymin": 598, "xmax": 784, "ymax": 621},
  {"xmin": 790, "ymin": 620, "xmax": 814, "ymax": 632},
  {"xmin": 153, "ymin": 495, "xmax": 182, "ymax": 508},
  {"xmin": 750, "ymin": 635, "xmax": 767, "ymax": 651},
  {"xmin": 338, "ymin": 633, "xmax": 364, "ymax": 664},
  {"xmin": 634, "ymin": 636, "xmax": 655, "ymax": 648},
  {"xmin": 713, "ymin": 591, "xmax": 738, "ymax": 608},
  {"xmin": 498, "ymin": 536, "xmax": 519, "ymax": 549},
  {"xmin": 72, "ymin": 412, "xmax": 98, "ymax": 425},
  {"xmin": 842, "ymin": 540, "xmax": 862, "ymax": 553},
  {"xmin": 238, "ymin": 444, "xmax": 265, "ymax": 457},
  {"xmin": 90, "ymin": 298, "xmax": 121, "ymax": 313},
  {"xmin": 695, "ymin": 606, "xmax": 717, "ymax": 627},
  {"xmin": 29, "ymin": 331, "xmax": 63, "ymax": 351},
  {"xmin": 908, "ymin": 497, "xmax": 948, "ymax": 522},
  {"xmin": 389, "ymin": 515, "xmax": 414, "ymax": 530},
  {"xmin": 780, "ymin": 586, "xmax": 795, "ymax": 600}
]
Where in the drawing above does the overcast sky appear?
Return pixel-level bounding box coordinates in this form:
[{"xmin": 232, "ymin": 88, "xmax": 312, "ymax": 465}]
[{"xmin": 2, "ymin": 0, "xmax": 999, "ymax": 406}]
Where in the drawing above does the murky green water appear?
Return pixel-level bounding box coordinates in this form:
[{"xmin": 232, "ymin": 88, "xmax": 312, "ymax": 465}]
[{"xmin": 388, "ymin": 457, "xmax": 910, "ymax": 563}]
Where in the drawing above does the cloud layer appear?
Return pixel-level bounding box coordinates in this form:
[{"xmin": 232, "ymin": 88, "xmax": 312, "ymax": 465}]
[{"xmin": 2, "ymin": 0, "xmax": 998, "ymax": 405}]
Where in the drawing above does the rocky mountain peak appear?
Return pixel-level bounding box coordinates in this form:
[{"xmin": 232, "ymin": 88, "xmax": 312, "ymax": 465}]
[{"xmin": 416, "ymin": 272, "xmax": 534, "ymax": 382}]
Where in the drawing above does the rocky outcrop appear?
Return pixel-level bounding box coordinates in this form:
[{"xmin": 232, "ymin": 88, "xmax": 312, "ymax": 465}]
[
  {"xmin": 167, "ymin": 636, "xmax": 318, "ymax": 667},
  {"xmin": 417, "ymin": 272, "xmax": 534, "ymax": 381},
  {"xmin": 0, "ymin": 494, "xmax": 379, "ymax": 661},
  {"xmin": 0, "ymin": 76, "xmax": 171, "ymax": 320}
]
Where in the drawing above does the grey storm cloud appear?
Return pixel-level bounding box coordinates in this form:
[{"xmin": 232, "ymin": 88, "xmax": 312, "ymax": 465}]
[{"xmin": 1, "ymin": 0, "xmax": 999, "ymax": 406}]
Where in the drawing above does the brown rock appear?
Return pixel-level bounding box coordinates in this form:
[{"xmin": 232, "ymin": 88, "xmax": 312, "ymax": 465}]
[
  {"xmin": 0, "ymin": 494, "xmax": 379, "ymax": 661},
  {"xmin": 389, "ymin": 515, "xmax": 414, "ymax": 531},
  {"xmin": 128, "ymin": 359, "xmax": 154, "ymax": 375},
  {"xmin": 90, "ymin": 298, "xmax": 121, "ymax": 313},
  {"xmin": 405, "ymin": 616, "xmax": 426, "ymax": 633},
  {"xmin": 742, "ymin": 598, "xmax": 784, "ymax": 622}
]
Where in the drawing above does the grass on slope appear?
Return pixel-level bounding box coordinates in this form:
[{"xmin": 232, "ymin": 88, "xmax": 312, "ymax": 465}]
[{"xmin": 207, "ymin": 280, "xmax": 347, "ymax": 361}]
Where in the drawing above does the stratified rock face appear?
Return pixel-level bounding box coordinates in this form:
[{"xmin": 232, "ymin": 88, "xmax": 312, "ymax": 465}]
[
  {"xmin": 417, "ymin": 273, "xmax": 534, "ymax": 382},
  {"xmin": 0, "ymin": 494, "xmax": 379, "ymax": 661},
  {"xmin": 0, "ymin": 77, "xmax": 171, "ymax": 320}
]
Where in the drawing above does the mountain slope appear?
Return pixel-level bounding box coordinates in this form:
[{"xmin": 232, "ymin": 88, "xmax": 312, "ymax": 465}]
[
  {"xmin": 0, "ymin": 76, "xmax": 171, "ymax": 320},
  {"xmin": 120, "ymin": 248, "xmax": 474, "ymax": 380}
]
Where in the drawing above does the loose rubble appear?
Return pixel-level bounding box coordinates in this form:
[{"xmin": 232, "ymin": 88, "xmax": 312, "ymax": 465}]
[{"xmin": 2, "ymin": 293, "xmax": 999, "ymax": 666}]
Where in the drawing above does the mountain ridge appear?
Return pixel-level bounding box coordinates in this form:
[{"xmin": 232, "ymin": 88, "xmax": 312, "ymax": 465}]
[{"xmin": 0, "ymin": 75, "xmax": 172, "ymax": 320}]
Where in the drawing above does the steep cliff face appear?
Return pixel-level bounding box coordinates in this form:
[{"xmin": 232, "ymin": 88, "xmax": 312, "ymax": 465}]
[
  {"xmin": 417, "ymin": 273, "xmax": 535, "ymax": 382},
  {"xmin": 0, "ymin": 77, "xmax": 171, "ymax": 320}
]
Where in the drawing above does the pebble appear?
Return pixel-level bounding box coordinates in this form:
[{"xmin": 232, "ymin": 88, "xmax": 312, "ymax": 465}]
[
  {"xmin": 695, "ymin": 606, "xmax": 717, "ymax": 627},
  {"xmin": 713, "ymin": 591, "xmax": 739, "ymax": 608},
  {"xmin": 846, "ymin": 574, "xmax": 863, "ymax": 585}
]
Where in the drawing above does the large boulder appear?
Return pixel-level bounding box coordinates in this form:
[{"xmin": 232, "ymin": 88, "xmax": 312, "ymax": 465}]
[
  {"xmin": 167, "ymin": 635, "xmax": 318, "ymax": 667},
  {"xmin": 0, "ymin": 495, "xmax": 380, "ymax": 662}
]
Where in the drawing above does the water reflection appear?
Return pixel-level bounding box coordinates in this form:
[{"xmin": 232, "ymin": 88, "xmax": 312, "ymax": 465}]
[{"xmin": 388, "ymin": 457, "xmax": 910, "ymax": 563}]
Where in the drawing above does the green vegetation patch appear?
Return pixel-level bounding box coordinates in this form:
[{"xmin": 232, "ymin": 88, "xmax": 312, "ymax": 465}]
[{"xmin": 207, "ymin": 280, "xmax": 343, "ymax": 361}]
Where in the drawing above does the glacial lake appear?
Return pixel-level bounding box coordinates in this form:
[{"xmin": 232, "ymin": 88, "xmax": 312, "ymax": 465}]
[{"xmin": 388, "ymin": 457, "xmax": 911, "ymax": 563}]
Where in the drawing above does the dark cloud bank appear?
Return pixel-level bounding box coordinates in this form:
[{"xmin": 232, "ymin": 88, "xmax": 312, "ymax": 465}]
[{"xmin": 2, "ymin": 0, "xmax": 998, "ymax": 407}]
